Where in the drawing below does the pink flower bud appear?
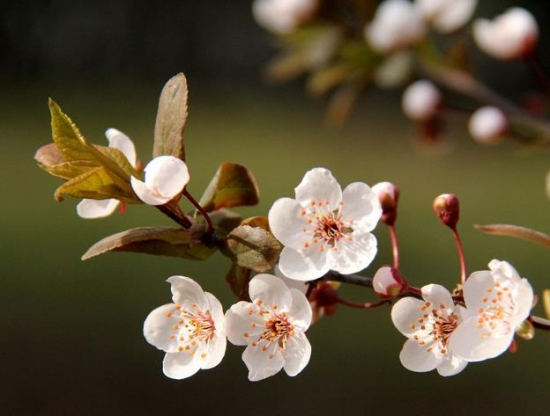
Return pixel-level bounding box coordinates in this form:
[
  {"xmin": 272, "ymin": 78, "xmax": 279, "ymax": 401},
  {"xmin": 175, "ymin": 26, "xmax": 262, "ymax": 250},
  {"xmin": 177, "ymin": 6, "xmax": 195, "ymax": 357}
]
[
  {"xmin": 468, "ymin": 106, "xmax": 508, "ymax": 144},
  {"xmin": 402, "ymin": 80, "xmax": 442, "ymax": 122},
  {"xmin": 373, "ymin": 266, "xmax": 407, "ymax": 298},
  {"xmin": 372, "ymin": 182, "xmax": 400, "ymax": 226},
  {"xmin": 433, "ymin": 193, "xmax": 460, "ymax": 229},
  {"xmin": 473, "ymin": 8, "xmax": 538, "ymax": 60}
]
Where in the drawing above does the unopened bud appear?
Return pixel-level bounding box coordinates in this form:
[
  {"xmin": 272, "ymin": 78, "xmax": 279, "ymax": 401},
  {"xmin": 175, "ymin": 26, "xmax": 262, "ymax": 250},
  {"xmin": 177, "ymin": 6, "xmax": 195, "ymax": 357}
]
[
  {"xmin": 373, "ymin": 266, "xmax": 407, "ymax": 298},
  {"xmin": 468, "ymin": 106, "xmax": 507, "ymax": 144},
  {"xmin": 402, "ymin": 80, "xmax": 442, "ymax": 122},
  {"xmin": 472, "ymin": 7, "xmax": 538, "ymax": 60},
  {"xmin": 433, "ymin": 193, "xmax": 460, "ymax": 228},
  {"xmin": 372, "ymin": 182, "xmax": 400, "ymax": 226}
]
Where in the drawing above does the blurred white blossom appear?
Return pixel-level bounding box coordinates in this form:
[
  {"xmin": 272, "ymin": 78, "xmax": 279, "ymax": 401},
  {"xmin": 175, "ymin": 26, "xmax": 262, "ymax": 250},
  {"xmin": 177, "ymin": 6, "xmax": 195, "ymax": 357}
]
[
  {"xmin": 252, "ymin": 0, "xmax": 318, "ymax": 34},
  {"xmin": 415, "ymin": 0, "xmax": 477, "ymax": 33},
  {"xmin": 401, "ymin": 80, "xmax": 442, "ymax": 122},
  {"xmin": 468, "ymin": 106, "xmax": 508, "ymax": 144}
]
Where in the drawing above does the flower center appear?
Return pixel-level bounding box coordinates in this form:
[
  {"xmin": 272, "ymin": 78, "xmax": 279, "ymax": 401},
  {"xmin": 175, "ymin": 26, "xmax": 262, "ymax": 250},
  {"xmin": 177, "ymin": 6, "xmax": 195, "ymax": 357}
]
[
  {"xmin": 261, "ymin": 313, "xmax": 294, "ymax": 349},
  {"xmin": 411, "ymin": 301, "xmax": 459, "ymax": 356},
  {"xmin": 476, "ymin": 280, "xmax": 515, "ymax": 338},
  {"xmin": 301, "ymin": 200, "xmax": 353, "ymax": 251},
  {"xmin": 167, "ymin": 303, "xmax": 216, "ymax": 358}
]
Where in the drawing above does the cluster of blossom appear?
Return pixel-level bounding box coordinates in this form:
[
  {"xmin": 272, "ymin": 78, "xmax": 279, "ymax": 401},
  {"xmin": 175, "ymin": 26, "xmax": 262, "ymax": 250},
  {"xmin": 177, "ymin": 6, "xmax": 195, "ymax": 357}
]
[{"xmin": 69, "ymin": 133, "xmax": 540, "ymax": 380}]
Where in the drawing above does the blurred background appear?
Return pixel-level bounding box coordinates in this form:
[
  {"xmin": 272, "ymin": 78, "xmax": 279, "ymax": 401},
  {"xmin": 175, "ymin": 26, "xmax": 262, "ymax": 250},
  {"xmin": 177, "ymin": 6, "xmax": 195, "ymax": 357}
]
[{"xmin": 1, "ymin": 1, "xmax": 549, "ymax": 415}]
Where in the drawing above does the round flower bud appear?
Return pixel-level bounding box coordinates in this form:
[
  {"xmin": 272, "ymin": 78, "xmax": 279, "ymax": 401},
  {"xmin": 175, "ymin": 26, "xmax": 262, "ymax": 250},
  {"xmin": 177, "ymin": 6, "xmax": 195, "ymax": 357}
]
[
  {"xmin": 401, "ymin": 80, "xmax": 442, "ymax": 122},
  {"xmin": 252, "ymin": 0, "xmax": 319, "ymax": 34},
  {"xmin": 372, "ymin": 182, "xmax": 400, "ymax": 226},
  {"xmin": 373, "ymin": 266, "xmax": 407, "ymax": 298},
  {"xmin": 433, "ymin": 193, "xmax": 460, "ymax": 229},
  {"xmin": 472, "ymin": 8, "xmax": 538, "ymax": 60},
  {"xmin": 468, "ymin": 106, "xmax": 508, "ymax": 144},
  {"xmin": 365, "ymin": 0, "xmax": 426, "ymax": 54}
]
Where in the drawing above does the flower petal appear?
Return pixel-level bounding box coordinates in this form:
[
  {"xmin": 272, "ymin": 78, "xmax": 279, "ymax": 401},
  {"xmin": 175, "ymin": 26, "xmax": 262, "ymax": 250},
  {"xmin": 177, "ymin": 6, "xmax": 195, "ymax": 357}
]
[
  {"xmin": 225, "ymin": 301, "xmax": 264, "ymax": 346},
  {"xmin": 167, "ymin": 275, "xmax": 209, "ymax": 308},
  {"xmin": 341, "ymin": 182, "xmax": 382, "ymax": 232},
  {"xmin": 399, "ymin": 338, "xmax": 441, "ymax": 372},
  {"xmin": 105, "ymin": 128, "xmax": 137, "ymax": 166},
  {"xmin": 76, "ymin": 198, "xmax": 119, "ymax": 219},
  {"xmin": 450, "ymin": 319, "xmax": 513, "ymax": 361},
  {"xmin": 391, "ymin": 296, "xmax": 425, "ymax": 336},
  {"xmin": 436, "ymin": 354, "xmax": 468, "ymax": 377},
  {"xmin": 288, "ymin": 289, "xmax": 312, "ymax": 331},
  {"xmin": 248, "ymin": 274, "xmax": 293, "ymax": 311},
  {"xmin": 283, "ymin": 330, "xmax": 311, "ymax": 377},
  {"xmin": 294, "ymin": 168, "xmax": 342, "ymax": 207},
  {"xmin": 268, "ymin": 197, "xmax": 309, "ymax": 248},
  {"xmin": 421, "ymin": 283, "xmax": 454, "ymax": 310},
  {"xmin": 243, "ymin": 343, "xmax": 285, "ymax": 381},
  {"xmin": 162, "ymin": 351, "xmax": 201, "ymax": 379},
  {"xmin": 328, "ymin": 232, "xmax": 377, "ymax": 275},
  {"xmin": 278, "ymin": 246, "xmax": 329, "ymax": 281},
  {"xmin": 143, "ymin": 303, "xmax": 181, "ymax": 352},
  {"xmin": 200, "ymin": 334, "xmax": 227, "ymax": 370},
  {"xmin": 145, "ymin": 155, "xmax": 189, "ymax": 196}
]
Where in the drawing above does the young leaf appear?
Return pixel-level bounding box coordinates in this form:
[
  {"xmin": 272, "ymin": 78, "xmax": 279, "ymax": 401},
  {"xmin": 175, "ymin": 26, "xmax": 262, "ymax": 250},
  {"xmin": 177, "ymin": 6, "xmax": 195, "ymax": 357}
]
[
  {"xmin": 475, "ymin": 224, "xmax": 550, "ymax": 248},
  {"xmin": 226, "ymin": 263, "xmax": 253, "ymax": 300},
  {"xmin": 153, "ymin": 73, "xmax": 188, "ymax": 160},
  {"xmin": 82, "ymin": 225, "xmax": 216, "ymax": 261},
  {"xmin": 224, "ymin": 216, "xmax": 282, "ymax": 272},
  {"xmin": 199, "ymin": 163, "xmax": 260, "ymax": 212}
]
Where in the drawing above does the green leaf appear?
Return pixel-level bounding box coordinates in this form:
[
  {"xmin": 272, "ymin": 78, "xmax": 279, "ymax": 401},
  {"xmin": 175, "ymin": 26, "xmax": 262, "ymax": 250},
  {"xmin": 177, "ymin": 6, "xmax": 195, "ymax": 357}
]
[
  {"xmin": 224, "ymin": 216, "xmax": 282, "ymax": 273},
  {"xmin": 199, "ymin": 163, "xmax": 260, "ymax": 212},
  {"xmin": 82, "ymin": 225, "xmax": 216, "ymax": 261},
  {"xmin": 207, "ymin": 208, "xmax": 243, "ymax": 236},
  {"xmin": 226, "ymin": 263, "xmax": 252, "ymax": 300},
  {"xmin": 475, "ymin": 224, "xmax": 550, "ymax": 249},
  {"xmin": 153, "ymin": 73, "xmax": 188, "ymax": 160}
]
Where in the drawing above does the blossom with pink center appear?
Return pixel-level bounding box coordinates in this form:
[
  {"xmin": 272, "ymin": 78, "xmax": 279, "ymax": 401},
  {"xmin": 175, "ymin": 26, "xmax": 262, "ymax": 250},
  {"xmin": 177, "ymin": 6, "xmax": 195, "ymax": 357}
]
[
  {"xmin": 472, "ymin": 8, "xmax": 538, "ymax": 60},
  {"xmin": 225, "ymin": 274, "xmax": 312, "ymax": 381},
  {"xmin": 268, "ymin": 168, "xmax": 382, "ymax": 281},
  {"xmin": 391, "ymin": 284, "xmax": 468, "ymax": 376},
  {"xmin": 450, "ymin": 260, "xmax": 534, "ymax": 362},
  {"xmin": 143, "ymin": 276, "xmax": 226, "ymax": 379},
  {"xmin": 131, "ymin": 155, "xmax": 189, "ymax": 205},
  {"xmin": 77, "ymin": 128, "xmax": 137, "ymax": 218}
]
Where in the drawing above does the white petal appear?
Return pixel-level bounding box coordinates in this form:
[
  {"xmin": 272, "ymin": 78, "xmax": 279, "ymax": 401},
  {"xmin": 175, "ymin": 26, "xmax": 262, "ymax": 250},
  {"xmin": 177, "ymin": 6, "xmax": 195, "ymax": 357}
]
[
  {"xmin": 341, "ymin": 182, "xmax": 382, "ymax": 231},
  {"xmin": 288, "ymin": 289, "xmax": 312, "ymax": 331},
  {"xmin": 131, "ymin": 176, "xmax": 169, "ymax": 205},
  {"xmin": 450, "ymin": 319, "xmax": 513, "ymax": 361},
  {"xmin": 200, "ymin": 334, "xmax": 227, "ymax": 370},
  {"xmin": 105, "ymin": 128, "xmax": 137, "ymax": 166},
  {"xmin": 399, "ymin": 338, "xmax": 441, "ymax": 372},
  {"xmin": 488, "ymin": 259, "xmax": 520, "ymax": 282},
  {"xmin": 243, "ymin": 343, "xmax": 285, "ymax": 381},
  {"xmin": 294, "ymin": 168, "xmax": 342, "ymax": 208},
  {"xmin": 462, "ymin": 271, "xmax": 495, "ymax": 311},
  {"xmin": 278, "ymin": 246, "xmax": 329, "ymax": 281},
  {"xmin": 76, "ymin": 198, "xmax": 119, "ymax": 219},
  {"xmin": 225, "ymin": 301, "xmax": 264, "ymax": 346},
  {"xmin": 143, "ymin": 303, "xmax": 181, "ymax": 352},
  {"xmin": 162, "ymin": 351, "xmax": 201, "ymax": 379},
  {"xmin": 205, "ymin": 292, "xmax": 225, "ymax": 334},
  {"xmin": 167, "ymin": 276, "xmax": 208, "ymax": 308},
  {"xmin": 328, "ymin": 232, "xmax": 377, "ymax": 275},
  {"xmin": 249, "ymin": 274, "xmax": 293, "ymax": 311},
  {"xmin": 283, "ymin": 331, "xmax": 311, "ymax": 377},
  {"xmin": 421, "ymin": 284, "xmax": 454, "ymax": 309},
  {"xmin": 513, "ymin": 278, "xmax": 534, "ymax": 327},
  {"xmin": 268, "ymin": 197, "xmax": 309, "ymax": 248},
  {"xmin": 391, "ymin": 297, "xmax": 426, "ymax": 336},
  {"xmin": 145, "ymin": 155, "xmax": 189, "ymax": 196},
  {"xmin": 436, "ymin": 354, "xmax": 468, "ymax": 377}
]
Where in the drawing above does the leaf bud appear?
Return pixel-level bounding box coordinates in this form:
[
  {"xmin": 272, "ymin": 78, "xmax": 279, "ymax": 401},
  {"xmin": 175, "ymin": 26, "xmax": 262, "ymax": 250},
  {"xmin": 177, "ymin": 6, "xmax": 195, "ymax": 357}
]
[{"xmin": 372, "ymin": 182, "xmax": 400, "ymax": 226}]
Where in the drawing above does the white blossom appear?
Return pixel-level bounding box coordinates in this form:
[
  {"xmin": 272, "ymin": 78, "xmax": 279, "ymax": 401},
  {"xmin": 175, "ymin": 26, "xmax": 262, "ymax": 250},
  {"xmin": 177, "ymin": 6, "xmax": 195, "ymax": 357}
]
[
  {"xmin": 268, "ymin": 168, "xmax": 382, "ymax": 281},
  {"xmin": 468, "ymin": 106, "xmax": 508, "ymax": 144},
  {"xmin": 401, "ymin": 80, "xmax": 442, "ymax": 122},
  {"xmin": 365, "ymin": 0, "xmax": 426, "ymax": 54},
  {"xmin": 131, "ymin": 155, "xmax": 189, "ymax": 205},
  {"xmin": 473, "ymin": 8, "xmax": 538, "ymax": 60},
  {"xmin": 391, "ymin": 284, "xmax": 468, "ymax": 376},
  {"xmin": 225, "ymin": 274, "xmax": 312, "ymax": 381},
  {"xmin": 143, "ymin": 276, "xmax": 226, "ymax": 379},
  {"xmin": 77, "ymin": 128, "xmax": 137, "ymax": 218},
  {"xmin": 450, "ymin": 260, "xmax": 534, "ymax": 362},
  {"xmin": 415, "ymin": 0, "xmax": 477, "ymax": 33},
  {"xmin": 252, "ymin": 0, "xmax": 318, "ymax": 34}
]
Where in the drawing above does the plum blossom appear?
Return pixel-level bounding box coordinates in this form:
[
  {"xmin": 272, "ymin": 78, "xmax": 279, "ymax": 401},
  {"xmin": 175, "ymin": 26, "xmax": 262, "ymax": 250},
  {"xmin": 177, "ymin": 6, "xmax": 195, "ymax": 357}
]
[
  {"xmin": 468, "ymin": 106, "xmax": 508, "ymax": 144},
  {"xmin": 372, "ymin": 266, "xmax": 407, "ymax": 298},
  {"xmin": 415, "ymin": 0, "xmax": 477, "ymax": 34},
  {"xmin": 365, "ymin": 0, "xmax": 426, "ymax": 54},
  {"xmin": 268, "ymin": 168, "xmax": 382, "ymax": 281},
  {"xmin": 225, "ymin": 274, "xmax": 312, "ymax": 381},
  {"xmin": 77, "ymin": 128, "xmax": 137, "ymax": 218},
  {"xmin": 391, "ymin": 284, "xmax": 468, "ymax": 376},
  {"xmin": 401, "ymin": 80, "xmax": 442, "ymax": 122},
  {"xmin": 472, "ymin": 8, "xmax": 538, "ymax": 60},
  {"xmin": 143, "ymin": 276, "xmax": 226, "ymax": 379},
  {"xmin": 450, "ymin": 260, "xmax": 534, "ymax": 362},
  {"xmin": 252, "ymin": 0, "xmax": 318, "ymax": 34},
  {"xmin": 131, "ymin": 155, "xmax": 189, "ymax": 205}
]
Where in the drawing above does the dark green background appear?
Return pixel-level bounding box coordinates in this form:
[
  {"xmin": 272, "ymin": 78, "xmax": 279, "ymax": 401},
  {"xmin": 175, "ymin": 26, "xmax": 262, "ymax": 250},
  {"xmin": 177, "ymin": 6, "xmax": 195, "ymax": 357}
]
[{"xmin": 2, "ymin": 1, "xmax": 549, "ymax": 415}]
